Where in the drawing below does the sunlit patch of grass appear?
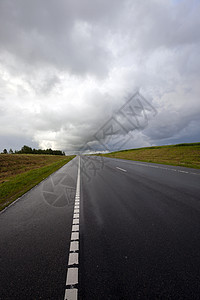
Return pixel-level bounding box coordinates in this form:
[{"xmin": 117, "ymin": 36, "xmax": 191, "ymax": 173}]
[{"xmin": 103, "ymin": 143, "xmax": 200, "ymax": 169}]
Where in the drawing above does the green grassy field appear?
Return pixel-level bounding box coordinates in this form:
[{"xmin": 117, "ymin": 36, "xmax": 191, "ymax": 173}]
[
  {"xmin": 0, "ymin": 154, "xmax": 75, "ymax": 211},
  {"xmin": 103, "ymin": 142, "xmax": 200, "ymax": 169}
]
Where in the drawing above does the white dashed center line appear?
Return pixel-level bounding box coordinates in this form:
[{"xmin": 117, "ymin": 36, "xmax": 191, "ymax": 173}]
[
  {"xmin": 64, "ymin": 156, "xmax": 80, "ymax": 300},
  {"xmin": 116, "ymin": 166, "xmax": 127, "ymax": 172}
]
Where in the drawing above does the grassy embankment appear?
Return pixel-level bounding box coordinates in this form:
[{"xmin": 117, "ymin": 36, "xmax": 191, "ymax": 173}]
[
  {"xmin": 103, "ymin": 142, "xmax": 200, "ymax": 169},
  {"xmin": 0, "ymin": 154, "xmax": 75, "ymax": 211}
]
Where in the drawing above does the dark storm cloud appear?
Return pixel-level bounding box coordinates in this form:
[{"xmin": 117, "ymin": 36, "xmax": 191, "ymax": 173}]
[
  {"xmin": 0, "ymin": 0, "xmax": 199, "ymax": 152},
  {"xmin": 0, "ymin": 0, "xmax": 124, "ymax": 77}
]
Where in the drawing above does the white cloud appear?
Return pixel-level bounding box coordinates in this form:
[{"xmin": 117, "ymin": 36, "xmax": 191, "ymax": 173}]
[{"xmin": 0, "ymin": 0, "xmax": 199, "ymax": 153}]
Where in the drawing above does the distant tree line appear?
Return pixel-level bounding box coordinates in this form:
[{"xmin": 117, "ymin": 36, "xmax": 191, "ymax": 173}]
[{"xmin": 1, "ymin": 145, "xmax": 65, "ymax": 156}]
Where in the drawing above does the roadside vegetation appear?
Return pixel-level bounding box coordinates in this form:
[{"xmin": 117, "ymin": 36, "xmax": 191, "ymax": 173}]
[
  {"xmin": 0, "ymin": 154, "xmax": 75, "ymax": 211},
  {"xmin": 103, "ymin": 142, "xmax": 200, "ymax": 169},
  {"xmin": 1, "ymin": 145, "xmax": 65, "ymax": 155}
]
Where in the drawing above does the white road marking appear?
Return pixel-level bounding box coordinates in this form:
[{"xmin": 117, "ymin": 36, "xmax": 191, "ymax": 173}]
[
  {"xmin": 64, "ymin": 289, "xmax": 78, "ymax": 300},
  {"xmin": 116, "ymin": 160, "xmax": 200, "ymax": 176},
  {"xmin": 68, "ymin": 253, "xmax": 79, "ymax": 265},
  {"xmin": 71, "ymin": 232, "xmax": 79, "ymax": 240},
  {"xmin": 72, "ymin": 225, "xmax": 79, "ymax": 232},
  {"xmin": 73, "ymin": 219, "xmax": 79, "ymax": 225},
  {"xmin": 70, "ymin": 241, "xmax": 79, "ymax": 252},
  {"xmin": 116, "ymin": 166, "xmax": 127, "ymax": 172},
  {"xmin": 64, "ymin": 156, "xmax": 81, "ymax": 300},
  {"xmin": 66, "ymin": 268, "xmax": 78, "ymax": 285}
]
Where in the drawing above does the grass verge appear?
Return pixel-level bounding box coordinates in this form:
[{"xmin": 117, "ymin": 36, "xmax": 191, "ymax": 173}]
[
  {"xmin": 102, "ymin": 142, "xmax": 200, "ymax": 169},
  {"xmin": 0, "ymin": 155, "xmax": 75, "ymax": 211}
]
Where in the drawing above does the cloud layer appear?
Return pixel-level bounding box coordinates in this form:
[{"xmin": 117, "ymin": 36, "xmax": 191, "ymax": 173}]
[{"xmin": 0, "ymin": 0, "xmax": 199, "ymax": 153}]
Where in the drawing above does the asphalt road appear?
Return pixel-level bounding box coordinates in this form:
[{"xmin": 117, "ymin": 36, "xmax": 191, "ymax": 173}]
[
  {"xmin": 79, "ymin": 156, "xmax": 200, "ymax": 299},
  {"xmin": 1, "ymin": 156, "xmax": 200, "ymax": 299},
  {"xmin": 0, "ymin": 157, "xmax": 79, "ymax": 300}
]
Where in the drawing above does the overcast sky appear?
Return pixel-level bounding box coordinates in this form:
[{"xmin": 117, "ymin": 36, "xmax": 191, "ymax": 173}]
[{"xmin": 0, "ymin": 0, "xmax": 199, "ymax": 153}]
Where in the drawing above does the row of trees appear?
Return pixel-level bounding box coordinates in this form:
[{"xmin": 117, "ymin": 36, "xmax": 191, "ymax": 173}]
[
  {"xmin": 2, "ymin": 145, "xmax": 65, "ymax": 156},
  {"xmin": 2, "ymin": 149, "xmax": 13, "ymax": 154}
]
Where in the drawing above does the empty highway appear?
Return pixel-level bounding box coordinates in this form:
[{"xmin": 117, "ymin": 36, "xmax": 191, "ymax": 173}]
[{"xmin": 1, "ymin": 156, "xmax": 200, "ymax": 299}]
